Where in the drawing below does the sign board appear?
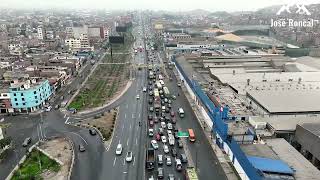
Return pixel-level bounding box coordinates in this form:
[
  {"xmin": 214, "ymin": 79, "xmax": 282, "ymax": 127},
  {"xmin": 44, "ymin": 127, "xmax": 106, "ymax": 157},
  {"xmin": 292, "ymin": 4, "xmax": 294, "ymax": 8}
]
[{"xmin": 177, "ymin": 131, "xmax": 189, "ymax": 137}]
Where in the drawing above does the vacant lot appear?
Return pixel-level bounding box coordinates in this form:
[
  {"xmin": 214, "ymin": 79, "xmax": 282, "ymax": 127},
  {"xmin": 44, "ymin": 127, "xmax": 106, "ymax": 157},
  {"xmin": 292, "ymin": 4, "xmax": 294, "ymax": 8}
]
[
  {"xmin": 12, "ymin": 149, "xmax": 61, "ymax": 180},
  {"xmin": 82, "ymin": 108, "xmax": 118, "ymax": 141}
]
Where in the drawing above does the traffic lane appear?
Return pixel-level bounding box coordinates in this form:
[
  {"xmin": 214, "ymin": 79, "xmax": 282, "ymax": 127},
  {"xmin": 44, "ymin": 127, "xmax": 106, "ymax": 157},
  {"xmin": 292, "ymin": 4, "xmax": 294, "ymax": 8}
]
[
  {"xmin": 110, "ymin": 77, "xmax": 143, "ymax": 180},
  {"xmin": 70, "ymin": 128, "xmax": 103, "ymax": 180},
  {"xmin": 0, "ymin": 115, "xmax": 41, "ymax": 180},
  {"xmin": 166, "ymin": 73, "xmax": 227, "ymax": 180},
  {"xmin": 98, "ymin": 77, "xmax": 142, "ymax": 180},
  {"xmin": 127, "ymin": 74, "xmax": 148, "ymax": 180}
]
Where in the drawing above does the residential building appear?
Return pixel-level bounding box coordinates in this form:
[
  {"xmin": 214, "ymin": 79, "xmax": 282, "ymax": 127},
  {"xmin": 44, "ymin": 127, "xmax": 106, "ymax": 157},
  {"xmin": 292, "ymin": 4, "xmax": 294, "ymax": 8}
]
[
  {"xmin": 9, "ymin": 79, "xmax": 52, "ymax": 113},
  {"xmin": 37, "ymin": 26, "xmax": 45, "ymax": 40}
]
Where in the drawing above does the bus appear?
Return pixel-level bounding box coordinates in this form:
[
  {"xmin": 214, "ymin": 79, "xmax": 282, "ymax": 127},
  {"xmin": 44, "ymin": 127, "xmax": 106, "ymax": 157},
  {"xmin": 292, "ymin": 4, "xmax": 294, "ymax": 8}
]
[
  {"xmin": 163, "ymin": 87, "xmax": 170, "ymax": 98},
  {"xmin": 188, "ymin": 129, "xmax": 195, "ymax": 142},
  {"xmin": 178, "ymin": 108, "xmax": 184, "ymax": 118}
]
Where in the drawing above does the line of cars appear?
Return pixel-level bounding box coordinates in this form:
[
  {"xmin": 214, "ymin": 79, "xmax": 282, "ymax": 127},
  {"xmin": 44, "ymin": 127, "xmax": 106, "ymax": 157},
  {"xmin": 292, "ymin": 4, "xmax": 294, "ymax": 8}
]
[{"xmin": 145, "ymin": 68, "xmax": 188, "ymax": 180}]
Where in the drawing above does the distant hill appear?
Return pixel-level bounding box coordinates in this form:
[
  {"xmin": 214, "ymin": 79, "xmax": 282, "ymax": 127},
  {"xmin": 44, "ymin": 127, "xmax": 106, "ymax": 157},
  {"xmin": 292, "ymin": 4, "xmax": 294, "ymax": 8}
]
[{"xmin": 208, "ymin": 11, "xmax": 232, "ymax": 17}]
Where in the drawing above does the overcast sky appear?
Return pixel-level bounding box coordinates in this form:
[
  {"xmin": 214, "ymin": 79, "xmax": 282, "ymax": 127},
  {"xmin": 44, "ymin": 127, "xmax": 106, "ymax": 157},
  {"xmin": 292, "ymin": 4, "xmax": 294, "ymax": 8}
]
[{"xmin": 1, "ymin": 0, "xmax": 320, "ymax": 12}]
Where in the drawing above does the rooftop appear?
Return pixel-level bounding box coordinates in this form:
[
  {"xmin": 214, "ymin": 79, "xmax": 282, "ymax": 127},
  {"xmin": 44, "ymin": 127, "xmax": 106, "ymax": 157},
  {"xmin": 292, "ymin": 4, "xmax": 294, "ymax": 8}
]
[
  {"xmin": 265, "ymin": 138, "xmax": 320, "ymax": 180},
  {"xmin": 299, "ymin": 123, "xmax": 320, "ymax": 136},
  {"xmin": 250, "ymin": 115, "xmax": 320, "ymax": 132},
  {"xmin": 247, "ymin": 89, "xmax": 320, "ymax": 114}
]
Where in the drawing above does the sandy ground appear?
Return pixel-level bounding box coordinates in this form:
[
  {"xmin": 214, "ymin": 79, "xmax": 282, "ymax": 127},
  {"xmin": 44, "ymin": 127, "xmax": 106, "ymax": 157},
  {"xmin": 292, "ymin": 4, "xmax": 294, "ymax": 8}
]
[{"xmin": 39, "ymin": 137, "xmax": 72, "ymax": 180}]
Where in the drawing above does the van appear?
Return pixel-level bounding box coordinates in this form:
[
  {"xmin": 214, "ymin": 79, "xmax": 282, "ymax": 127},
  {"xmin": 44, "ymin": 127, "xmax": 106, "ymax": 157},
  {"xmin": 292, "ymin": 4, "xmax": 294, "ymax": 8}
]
[{"xmin": 175, "ymin": 159, "xmax": 182, "ymax": 171}]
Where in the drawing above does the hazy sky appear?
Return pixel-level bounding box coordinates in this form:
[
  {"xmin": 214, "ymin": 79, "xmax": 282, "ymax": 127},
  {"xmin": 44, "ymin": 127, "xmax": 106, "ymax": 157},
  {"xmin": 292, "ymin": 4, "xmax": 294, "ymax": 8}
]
[{"xmin": 1, "ymin": 0, "xmax": 320, "ymax": 12}]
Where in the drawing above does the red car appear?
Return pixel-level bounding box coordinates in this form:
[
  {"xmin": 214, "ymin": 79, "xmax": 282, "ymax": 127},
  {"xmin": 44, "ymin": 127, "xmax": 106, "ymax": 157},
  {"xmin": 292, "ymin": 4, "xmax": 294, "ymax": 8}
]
[
  {"xmin": 170, "ymin": 111, "xmax": 175, "ymax": 117},
  {"xmin": 156, "ymin": 133, "xmax": 161, "ymax": 141},
  {"xmin": 171, "ymin": 117, "xmax": 176, "ymax": 124},
  {"xmin": 149, "ymin": 120, "xmax": 154, "ymax": 127}
]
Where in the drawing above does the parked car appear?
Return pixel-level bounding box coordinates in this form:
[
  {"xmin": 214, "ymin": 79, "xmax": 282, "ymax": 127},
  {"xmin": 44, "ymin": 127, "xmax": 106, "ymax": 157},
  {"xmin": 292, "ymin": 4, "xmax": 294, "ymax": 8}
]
[
  {"xmin": 168, "ymin": 174, "xmax": 175, "ymax": 180},
  {"xmin": 171, "ymin": 117, "xmax": 176, "ymax": 124},
  {"xmin": 148, "ymin": 115, "xmax": 153, "ymax": 120},
  {"xmin": 159, "ymin": 128, "xmax": 164, "ymax": 135},
  {"xmin": 167, "ymin": 123, "xmax": 173, "ymax": 130},
  {"xmin": 149, "ymin": 107, "xmax": 154, "ymax": 112},
  {"xmin": 148, "ymin": 129, "xmax": 154, "ymax": 137},
  {"xmin": 170, "ymin": 111, "xmax": 175, "ymax": 117}
]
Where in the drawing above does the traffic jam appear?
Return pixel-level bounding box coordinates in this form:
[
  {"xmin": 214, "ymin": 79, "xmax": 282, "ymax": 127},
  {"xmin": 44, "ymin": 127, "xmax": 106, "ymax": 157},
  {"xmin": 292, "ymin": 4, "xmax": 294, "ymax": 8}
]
[{"xmin": 144, "ymin": 48, "xmax": 197, "ymax": 180}]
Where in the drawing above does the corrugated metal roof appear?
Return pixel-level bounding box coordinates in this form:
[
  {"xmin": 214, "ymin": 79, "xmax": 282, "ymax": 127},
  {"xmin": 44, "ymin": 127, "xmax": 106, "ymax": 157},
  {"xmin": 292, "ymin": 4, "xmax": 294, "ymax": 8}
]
[{"xmin": 247, "ymin": 156, "xmax": 294, "ymax": 175}]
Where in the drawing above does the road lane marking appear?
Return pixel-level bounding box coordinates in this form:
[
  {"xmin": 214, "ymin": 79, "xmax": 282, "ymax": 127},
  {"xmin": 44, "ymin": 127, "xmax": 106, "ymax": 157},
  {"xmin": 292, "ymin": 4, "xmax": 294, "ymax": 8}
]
[
  {"xmin": 65, "ymin": 117, "xmax": 70, "ymax": 124},
  {"xmin": 139, "ymin": 113, "xmax": 141, "ymax": 118},
  {"xmin": 123, "ymin": 172, "xmax": 127, "ymax": 174},
  {"xmin": 132, "ymin": 113, "xmax": 135, "ymax": 118},
  {"xmin": 119, "ymin": 140, "xmax": 121, "ymax": 144},
  {"xmin": 129, "ymin": 124, "xmax": 132, "ymax": 130},
  {"xmin": 123, "ymin": 158, "xmax": 125, "ymax": 165},
  {"xmin": 127, "ymin": 138, "xmax": 129, "ymax": 146},
  {"xmin": 64, "ymin": 114, "xmax": 66, "ymax": 118},
  {"xmin": 69, "ymin": 132, "xmax": 88, "ymax": 145},
  {"xmin": 135, "ymin": 138, "xmax": 138, "ymax": 145},
  {"xmin": 113, "ymin": 157, "xmax": 117, "ymax": 166},
  {"xmin": 124, "ymin": 113, "xmax": 126, "ymax": 119},
  {"xmin": 133, "ymin": 157, "xmax": 135, "ymax": 166},
  {"xmin": 126, "ymin": 104, "xmax": 128, "ymax": 109}
]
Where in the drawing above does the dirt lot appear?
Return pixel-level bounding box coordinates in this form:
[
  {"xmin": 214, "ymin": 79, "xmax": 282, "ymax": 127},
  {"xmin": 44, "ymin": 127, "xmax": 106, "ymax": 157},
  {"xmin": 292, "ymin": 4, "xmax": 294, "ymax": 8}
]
[
  {"xmin": 82, "ymin": 108, "xmax": 118, "ymax": 141},
  {"xmin": 39, "ymin": 138, "xmax": 72, "ymax": 180}
]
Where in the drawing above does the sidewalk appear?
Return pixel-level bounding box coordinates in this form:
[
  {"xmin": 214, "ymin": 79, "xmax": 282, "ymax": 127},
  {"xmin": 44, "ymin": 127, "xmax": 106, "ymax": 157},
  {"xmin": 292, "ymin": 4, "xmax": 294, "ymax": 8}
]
[{"xmin": 173, "ymin": 69, "xmax": 239, "ymax": 180}]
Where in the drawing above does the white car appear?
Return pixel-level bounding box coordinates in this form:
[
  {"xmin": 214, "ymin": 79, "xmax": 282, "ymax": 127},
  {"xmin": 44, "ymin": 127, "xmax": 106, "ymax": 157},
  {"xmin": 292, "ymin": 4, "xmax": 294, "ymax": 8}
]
[
  {"xmin": 151, "ymin": 140, "xmax": 159, "ymax": 149},
  {"xmin": 166, "ymin": 156, "xmax": 172, "ymax": 166},
  {"xmin": 167, "ymin": 123, "xmax": 173, "ymax": 130},
  {"xmin": 45, "ymin": 106, "xmax": 52, "ymax": 112},
  {"xmin": 136, "ymin": 95, "xmax": 140, "ymax": 99},
  {"xmin": 163, "ymin": 145, "xmax": 169, "ymax": 153},
  {"xmin": 161, "ymin": 122, "xmax": 166, "ymax": 129},
  {"xmin": 143, "ymin": 87, "xmax": 147, "ymax": 92},
  {"xmin": 148, "ymin": 129, "xmax": 154, "ymax": 137},
  {"xmin": 161, "ymin": 136, "xmax": 167, "ymax": 143},
  {"xmin": 167, "ymin": 130, "xmax": 172, "ymax": 136},
  {"xmin": 115, "ymin": 144, "xmax": 122, "ymax": 155},
  {"xmin": 126, "ymin": 151, "xmax": 133, "ymax": 162}
]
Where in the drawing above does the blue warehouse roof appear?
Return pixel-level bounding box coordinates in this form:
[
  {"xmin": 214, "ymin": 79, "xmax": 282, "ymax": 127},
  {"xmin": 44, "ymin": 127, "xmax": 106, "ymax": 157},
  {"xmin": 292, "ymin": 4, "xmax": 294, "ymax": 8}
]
[{"xmin": 247, "ymin": 156, "xmax": 294, "ymax": 175}]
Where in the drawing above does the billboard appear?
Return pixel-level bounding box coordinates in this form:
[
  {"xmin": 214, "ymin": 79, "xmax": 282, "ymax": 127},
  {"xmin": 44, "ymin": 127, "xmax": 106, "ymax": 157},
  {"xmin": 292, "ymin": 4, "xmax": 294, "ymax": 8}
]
[{"xmin": 109, "ymin": 36, "xmax": 124, "ymax": 44}]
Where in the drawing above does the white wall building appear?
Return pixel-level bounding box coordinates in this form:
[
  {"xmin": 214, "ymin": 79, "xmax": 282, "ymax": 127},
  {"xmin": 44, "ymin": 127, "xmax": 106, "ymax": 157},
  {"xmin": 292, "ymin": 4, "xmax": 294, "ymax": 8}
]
[{"xmin": 37, "ymin": 26, "xmax": 45, "ymax": 40}]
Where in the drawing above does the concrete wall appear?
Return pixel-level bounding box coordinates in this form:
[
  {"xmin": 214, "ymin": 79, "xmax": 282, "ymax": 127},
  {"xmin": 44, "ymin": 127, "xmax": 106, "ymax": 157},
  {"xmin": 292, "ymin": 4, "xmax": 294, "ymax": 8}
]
[{"xmin": 295, "ymin": 124, "xmax": 320, "ymax": 163}]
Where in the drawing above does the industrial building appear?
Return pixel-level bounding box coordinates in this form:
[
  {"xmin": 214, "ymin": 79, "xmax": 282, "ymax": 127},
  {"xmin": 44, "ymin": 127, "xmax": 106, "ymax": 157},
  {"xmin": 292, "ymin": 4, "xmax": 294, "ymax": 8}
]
[{"xmin": 168, "ymin": 43, "xmax": 320, "ymax": 179}]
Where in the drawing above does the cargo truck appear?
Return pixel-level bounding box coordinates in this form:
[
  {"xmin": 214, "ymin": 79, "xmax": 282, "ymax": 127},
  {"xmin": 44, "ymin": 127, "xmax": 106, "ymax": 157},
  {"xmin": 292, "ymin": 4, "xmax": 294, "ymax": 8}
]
[{"xmin": 146, "ymin": 148, "xmax": 155, "ymax": 170}]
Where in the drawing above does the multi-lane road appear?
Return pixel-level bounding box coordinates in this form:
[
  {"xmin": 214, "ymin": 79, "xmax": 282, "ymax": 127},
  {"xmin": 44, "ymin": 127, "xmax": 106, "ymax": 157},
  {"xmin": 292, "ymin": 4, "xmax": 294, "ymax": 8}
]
[{"xmin": 0, "ymin": 14, "xmax": 228, "ymax": 180}]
